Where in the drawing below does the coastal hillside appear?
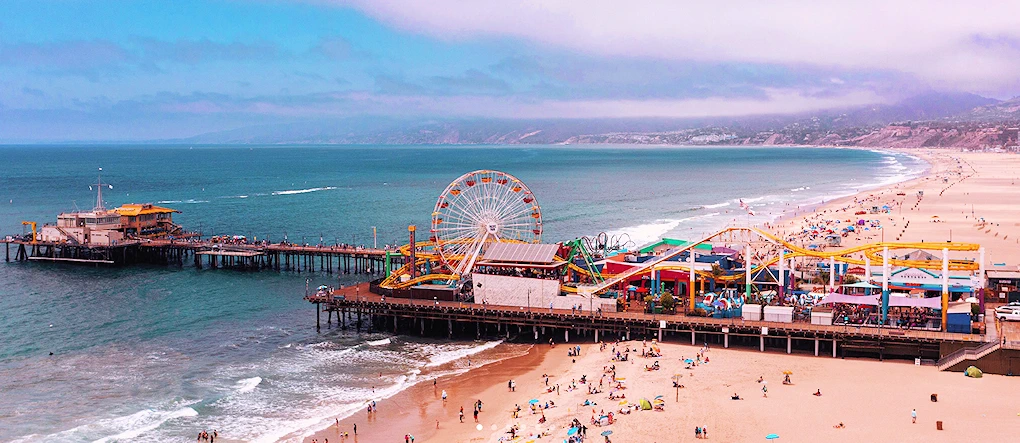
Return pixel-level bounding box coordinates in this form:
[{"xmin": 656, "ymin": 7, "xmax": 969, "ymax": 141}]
[{"xmin": 176, "ymin": 92, "xmax": 1019, "ymax": 149}]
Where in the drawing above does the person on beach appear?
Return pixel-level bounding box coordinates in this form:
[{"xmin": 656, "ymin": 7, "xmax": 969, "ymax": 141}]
[
  {"xmin": 911, "ymin": 408, "xmax": 917, "ymax": 423},
  {"xmin": 703, "ymin": 426, "xmax": 708, "ymax": 438},
  {"xmin": 762, "ymin": 385, "xmax": 768, "ymax": 398},
  {"xmin": 353, "ymin": 423, "xmax": 356, "ymax": 435},
  {"xmin": 696, "ymin": 426, "xmax": 702, "ymax": 438},
  {"xmin": 442, "ymin": 390, "xmax": 448, "ymax": 402},
  {"xmin": 474, "ymin": 408, "xmax": 479, "ymax": 422},
  {"xmin": 459, "ymin": 406, "xmax": 464, "ymax": 422}
]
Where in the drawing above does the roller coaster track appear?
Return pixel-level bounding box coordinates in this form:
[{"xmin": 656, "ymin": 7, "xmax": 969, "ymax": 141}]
[
  {"xmin": 384, "ymin": 226, "xmax": 981, "ymax": 293},
  {"xmin": 587, "ymin": 226, "xmax": 980, "ymax": 294}
]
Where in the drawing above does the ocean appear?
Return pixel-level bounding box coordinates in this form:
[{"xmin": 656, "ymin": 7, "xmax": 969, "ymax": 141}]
[{"xmin": 0, "ymin": 145, "xmax": 926, "ymax": 441}]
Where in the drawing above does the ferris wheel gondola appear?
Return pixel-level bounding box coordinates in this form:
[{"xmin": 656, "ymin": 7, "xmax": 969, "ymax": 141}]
[{"xmin": 430, "ymin": 170, "xmax": 542, "ymax": 276}]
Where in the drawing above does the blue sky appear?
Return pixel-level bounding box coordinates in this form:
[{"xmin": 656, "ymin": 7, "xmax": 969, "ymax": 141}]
[{"xmin": 2, "ymin": 0, "xmax": 1019, "ymax": 141}]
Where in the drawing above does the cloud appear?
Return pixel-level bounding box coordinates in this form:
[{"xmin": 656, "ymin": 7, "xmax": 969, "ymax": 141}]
[
  {"xmin": 60, "ymin": 86, "xmax": 882, "ymax": 119},
  {"xmin": 21, "ymin": 87, "xmax": 46, "ymax": 98},
  {"xmin": 0, "ymin": 40, "xmax": 130, "ymax": 70},
  {"xmin": 312, "ymin": 36, "xmax": 355, "ymax": 59},
  {"xmin": 427, "ymin": 69, "xmax": 511, "ymax": 94},
  {"xmin": 136, "ymin": 38, "xmax": 284, "ymax": 64},
  {"xmin": 0, "ymin": 38, "xmax": 288, "ymax": 76},
  {"xmin": 339, "ymin": 0, "xmax": 1020, "ymax": 95}
]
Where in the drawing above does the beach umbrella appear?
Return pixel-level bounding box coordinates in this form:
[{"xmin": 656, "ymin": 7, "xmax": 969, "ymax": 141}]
[
  {"xmin": 529, "ymin": 399, "xmax": 540, "ymax": 404},
  {"xmin": 601, "ymin": 430, "xmax": 613, "ymax": 436},
  {"xmin": 766, "ymin": 434, "xmax": 780, "ymax": 439},
  {"xmin": 782, "ymin": 370, "xmax": 793, "ymax": 375},
  {"xmin": 567, "ymin": 427, "xmax": 579, "ymax": 436},
  {"xmin": 638, "ymin": 398, "xmax": 652, "ymax": 410},
  {"xmin": 684, "ymin": 359, "xmax": 694, "ymax": 364},
  {"xmin": 654, "ymin": 395, "xmax": 664, "ymax": 400}
]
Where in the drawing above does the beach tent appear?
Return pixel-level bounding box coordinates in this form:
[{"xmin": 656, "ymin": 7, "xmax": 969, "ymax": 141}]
[
  {"xmin": 638, "ymin": 398, "xmax": 652, "ymax": 410},
  {"xmin": 965, "ymin": 366, "xmax": 983, "ymax": 378}
]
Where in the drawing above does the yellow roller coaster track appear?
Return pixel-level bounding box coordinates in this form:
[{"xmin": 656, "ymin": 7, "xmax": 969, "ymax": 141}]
[
  {"xmin": 589, "ymin": 226, "xmax": 981, "ymax": 294},
  {"xmin": 383, "ymin": 226, "xmax": 981, "ymax": 292}
]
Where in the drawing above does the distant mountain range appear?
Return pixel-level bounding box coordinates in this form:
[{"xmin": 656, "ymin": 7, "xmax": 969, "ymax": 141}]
[{"xmin": 175, "ymin": 92, "xmax": 1019, "ymax": 148}]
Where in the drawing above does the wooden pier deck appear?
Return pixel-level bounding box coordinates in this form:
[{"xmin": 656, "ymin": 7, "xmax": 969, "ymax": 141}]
[
  {"xmin": 2, "ymin": 238, "xmax": 404, "ymax": 274},
  {"xmin": 306, "ymin": 284, "xmax": 989, "ymax": 361}
]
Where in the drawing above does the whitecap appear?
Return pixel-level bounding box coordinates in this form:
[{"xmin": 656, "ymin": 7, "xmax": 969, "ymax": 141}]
[
  {"xmin": 271, "ymin": 187, "xmax": 338, "ymax": 196},
  {"xmin": 235, "ymin": 376, "xmax": 262, "ymax": 394}
]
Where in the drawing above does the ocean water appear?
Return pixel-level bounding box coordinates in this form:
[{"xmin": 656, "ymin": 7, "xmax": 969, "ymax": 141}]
[{"xmin": 0, "ymin": 145, "xmax": 926, "ymax": 441}]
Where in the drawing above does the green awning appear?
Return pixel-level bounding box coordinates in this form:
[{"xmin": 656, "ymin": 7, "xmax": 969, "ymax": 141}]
[{"xmin": 638, "ymin": 238, "xmax": 713, "ymax": 254}]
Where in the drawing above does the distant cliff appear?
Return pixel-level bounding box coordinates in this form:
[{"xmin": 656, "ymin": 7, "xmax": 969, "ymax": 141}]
[{"xmin": 176, "ymin": 93, "xmax": 1020, "ymax": 149}]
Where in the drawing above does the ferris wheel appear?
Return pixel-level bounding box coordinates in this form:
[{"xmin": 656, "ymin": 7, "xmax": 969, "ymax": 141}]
[{"xmin": 431, "ymin": 170, "xmax": 542, "ymax": 276}]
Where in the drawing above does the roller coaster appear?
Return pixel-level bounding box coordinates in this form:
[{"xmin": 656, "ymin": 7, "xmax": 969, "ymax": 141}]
[{"xmin": 377, "ymin": 168, "xmax": 984, "ymax": 327}]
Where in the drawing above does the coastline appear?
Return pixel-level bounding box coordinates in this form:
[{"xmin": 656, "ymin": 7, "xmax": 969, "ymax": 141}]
[
  {"xmin": 301, "ymin": 146, "xmax": 1020, "ymax": 443},
  {"xmin": 303, "ymin": 343, "xmax": 575, "ymax": 443}
]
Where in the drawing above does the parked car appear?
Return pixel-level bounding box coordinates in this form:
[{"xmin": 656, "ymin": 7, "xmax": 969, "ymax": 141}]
[{"xmin": 995, "ymin": 306, "xmax": 1020, "ymax": 321}]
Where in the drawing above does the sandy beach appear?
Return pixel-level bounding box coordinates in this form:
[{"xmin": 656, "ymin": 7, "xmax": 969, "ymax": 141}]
[
  {"xmin": 433, "ymin": 340, "xmax": 1020, "ymax": 442},
  {"xmin": 771, "ymin": 148, "xmax": 1020, "ymax": 267},
  {"xmin": 303, "ymin": 148, "xmax": 1020, "ymax": 443}
]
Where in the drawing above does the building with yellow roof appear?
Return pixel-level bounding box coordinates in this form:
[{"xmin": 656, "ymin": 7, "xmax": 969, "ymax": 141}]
[{"xmin": 112, "ymin": 203, "xmax": 181, "ymax": 237}]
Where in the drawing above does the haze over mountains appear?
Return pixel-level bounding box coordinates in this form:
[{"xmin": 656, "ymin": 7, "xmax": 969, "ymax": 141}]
[{"xmin": 177, "ymin": 92, "xmax": 1018, "ymax": 148}]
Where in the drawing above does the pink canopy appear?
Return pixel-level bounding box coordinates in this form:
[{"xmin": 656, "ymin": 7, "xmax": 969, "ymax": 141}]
[
  {"xmin": 887, "ymin": 296, "xmax": 943, "ymax": 309},
  {"xmin": 817, "ymin": 293, "xmax": 880, "ymax": 306}
]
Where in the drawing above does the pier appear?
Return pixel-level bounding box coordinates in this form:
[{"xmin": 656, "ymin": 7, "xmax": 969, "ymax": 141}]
[
  {"xmin": 2, "ymin": 237, "xmax": 405, "ymax": 275},
  {"xmin": 307, "ymin": 283, "xmax": 990, "ymax": 364}
]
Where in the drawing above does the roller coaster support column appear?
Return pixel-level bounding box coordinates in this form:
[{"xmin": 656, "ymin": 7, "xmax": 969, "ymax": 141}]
[
  {"xmin": 979, "ymin": 247, "xmax": 986, "ymax": 313},
  {"xmin": 778, "ymin": 249, "xmax": 785, "ymax": 300},
  {"xmin": 864, "ymin": 255, "xmax": 871, "ymax": 281},
  {"xmin": 384, "ymin": 251, "xmax": 391, "ymax": 279},
  {"xmin": 941, "ymin": 248, "xmax": 949, "ymax": 331},
  {"xmin": 408, "ymin": 225, "xmax": 417, "ymax": 279},
  {"xmin": 828, "ymin": 256, "xmax": 836, "ymax": 291},
  {"xmin": 688, "ymin": 252, "xmax": 696, "ymax": 309},
  {"xmin": 745, "ymin": 244, "xmax": 752, "ymax": 300},
  {"xmin": 881, "ymin": 247, "xmax": 890, "ymax": 324}
]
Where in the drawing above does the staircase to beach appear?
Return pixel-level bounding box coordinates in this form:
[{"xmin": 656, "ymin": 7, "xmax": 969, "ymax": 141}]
[
  {"xmin": 936, "ymin": 341, "xmax": 1001, "ymax": 371},
  {"xmin": 55, "ymin": 226, "xmax": 80, "ymax": 245}
]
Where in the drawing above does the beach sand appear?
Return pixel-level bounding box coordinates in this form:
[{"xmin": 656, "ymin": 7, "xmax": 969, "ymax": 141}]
[
  {"xmin": 772, "ymin": 149, "xmax": 1020, "ymax": 267},
  {"xmin": 441, "ymin": 340, "xmax": 1020, "ymax": 442}
]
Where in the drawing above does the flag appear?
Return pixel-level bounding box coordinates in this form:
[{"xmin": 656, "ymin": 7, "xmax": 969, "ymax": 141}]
[{"xmin": 739, "ymin": 199, "xmax": 756, "ymax": 216}]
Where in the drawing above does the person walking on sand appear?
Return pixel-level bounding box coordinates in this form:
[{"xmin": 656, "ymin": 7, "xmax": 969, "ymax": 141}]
[
  {"xmin": 353, "ymin": 423, "xmax": 356, "ymax": 435},
  {"xmin": 762, "ymin": 385, "xmax": 768, "ymax": 398},
  {"xmin": 911, "ymin": 408, "xmax": 917, "ymax": 423},
  {"xmin": 459, "ymin": 406, "xmax": 464, "ymax": 422},
  {"xmin": 442, "ymin": 390, "xmax": 448, "ymax": 402},
  {"xmin": 703, "ymin": 426, "xmax": 708, "ymax": 439}
]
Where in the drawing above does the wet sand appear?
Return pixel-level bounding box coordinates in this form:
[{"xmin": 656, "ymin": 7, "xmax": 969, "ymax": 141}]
[{"xmin": 305, "ymin": 344, "xmax": 574, "ymax": 443}]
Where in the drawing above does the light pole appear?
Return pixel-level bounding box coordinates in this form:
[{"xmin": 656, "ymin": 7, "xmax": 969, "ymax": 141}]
[{"xmin": 372, "ymin": 226, "xmax": 377, "ymax": 249}]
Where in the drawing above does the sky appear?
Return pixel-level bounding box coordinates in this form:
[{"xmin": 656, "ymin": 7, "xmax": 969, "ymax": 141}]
[{"xmin": 2, "ymin": 0, "xmax": 1019, "ymax": 141}]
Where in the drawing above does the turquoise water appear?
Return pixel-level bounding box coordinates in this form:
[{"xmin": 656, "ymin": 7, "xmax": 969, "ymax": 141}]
[{"xmin": 0, "ymin": 145, "xmax": 926, "ymax": 441}]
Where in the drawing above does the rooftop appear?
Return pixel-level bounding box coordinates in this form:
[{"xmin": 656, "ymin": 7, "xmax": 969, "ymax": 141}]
[
  {"xmin": 112, "ymin": 204, "xmax": 180, "ymax": 217},
  {"xmin": 482, "ymin": 242, "xmax": 559, "ymax": 264}
]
